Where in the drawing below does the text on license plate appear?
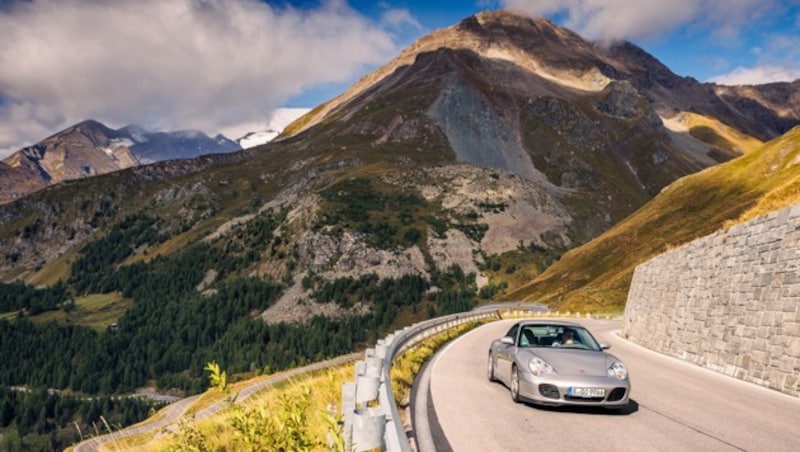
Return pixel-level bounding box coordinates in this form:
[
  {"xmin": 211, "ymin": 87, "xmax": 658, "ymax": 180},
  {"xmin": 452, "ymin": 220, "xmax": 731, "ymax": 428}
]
[{"xmin": 568, "ymin": 387, "xmax": 605, "ymax": 398}]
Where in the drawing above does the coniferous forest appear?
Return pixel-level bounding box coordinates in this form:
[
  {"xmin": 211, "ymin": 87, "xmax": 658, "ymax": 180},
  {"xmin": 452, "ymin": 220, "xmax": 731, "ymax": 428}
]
[{"xmin": 0, "ymin": 211, "xmax": 478, "ymax": 448}]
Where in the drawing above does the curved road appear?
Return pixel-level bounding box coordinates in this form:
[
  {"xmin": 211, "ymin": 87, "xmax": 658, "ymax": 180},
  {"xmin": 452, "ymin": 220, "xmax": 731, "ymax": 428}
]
[{"xmin": 420, "ymin": 319, "xmax": 800, "ymax": 451}]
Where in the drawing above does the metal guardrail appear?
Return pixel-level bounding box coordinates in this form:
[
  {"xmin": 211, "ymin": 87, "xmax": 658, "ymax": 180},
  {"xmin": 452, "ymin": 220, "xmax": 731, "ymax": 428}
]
[{"xmin": 341, "ymin": 309, "xmax": 502, "ymax": 451}]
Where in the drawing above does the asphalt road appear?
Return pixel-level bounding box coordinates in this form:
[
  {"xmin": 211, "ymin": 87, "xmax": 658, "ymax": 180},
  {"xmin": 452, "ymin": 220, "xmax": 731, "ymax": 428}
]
[{"xmin": 420, "ymin": 318, "xmax": 800, "ymax": 452}]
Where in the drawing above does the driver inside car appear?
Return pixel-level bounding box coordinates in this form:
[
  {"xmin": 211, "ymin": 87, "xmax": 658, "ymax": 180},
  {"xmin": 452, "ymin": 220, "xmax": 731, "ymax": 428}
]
[{"xmin": 554, "ymin": 329, "xmax": 576, "ymax": 346}]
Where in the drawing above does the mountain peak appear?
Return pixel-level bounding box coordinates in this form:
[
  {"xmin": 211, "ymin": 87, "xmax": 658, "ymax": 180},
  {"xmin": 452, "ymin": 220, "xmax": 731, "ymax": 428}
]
[
  {"xmin": 62, "ymin": 119, "xmax": 118, "ymax": 140},
  {"xmin": 0, "ymin": 119, "xmax": 241, "ymax": 204}
]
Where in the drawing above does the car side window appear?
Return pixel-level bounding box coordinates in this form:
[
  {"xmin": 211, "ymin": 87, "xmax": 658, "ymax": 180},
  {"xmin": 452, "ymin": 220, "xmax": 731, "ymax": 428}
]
[{"xmin": 505, "ymin": 325, "xmax": 519, "ymax": 342}]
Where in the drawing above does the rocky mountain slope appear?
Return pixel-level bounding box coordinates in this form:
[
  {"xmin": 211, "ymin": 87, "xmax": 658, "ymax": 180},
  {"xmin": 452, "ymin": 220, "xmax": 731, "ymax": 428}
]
[
  {"xmin": 508, "ymin": 125, "xmax": 800, "ymax": 311},
  {"xmin": 280, "ymin": 11, "xmax": 796, "ymax": 230},
  {"xmin": 0, "ymin": 120, "xmax": 240, "ymax": 204}
]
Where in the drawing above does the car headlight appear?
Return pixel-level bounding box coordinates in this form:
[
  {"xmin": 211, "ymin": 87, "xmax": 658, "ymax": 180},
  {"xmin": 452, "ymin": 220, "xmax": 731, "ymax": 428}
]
[
  {"xmin": 529, "ymin": 357, "xmax": 555, "ymax": 376},
  {"xmin": 608, "ymin": 361, "xmax": 628, "ymax": 380}
]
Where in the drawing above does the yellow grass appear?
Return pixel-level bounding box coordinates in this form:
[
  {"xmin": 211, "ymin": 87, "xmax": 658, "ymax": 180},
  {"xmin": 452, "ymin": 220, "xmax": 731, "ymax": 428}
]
[
  {"xmin": 684, "ymin": 112, "xmax": 764, "ymax": 155},
  {"xmin": 103, "ymin": 365, "xmax": 352, "ymax": 451},
  {"xmin": 26, "ymin": 249, "xmax": 77, "ymax": 286},
  {"xmin": 11, "ymin": 292, "xmax": 132, "ymax": 331}
]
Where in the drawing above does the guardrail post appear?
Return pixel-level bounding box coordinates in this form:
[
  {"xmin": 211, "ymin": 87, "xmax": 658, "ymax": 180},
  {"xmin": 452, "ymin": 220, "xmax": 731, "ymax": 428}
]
[
  {"xmin": 356, "ymin": 356, "xmax": 382, "ymax": 404},
  {"xmin": 342, "ymin": 382, "xmax": 356, "ymax": 451},
  {"xmin": 366, "ymin": 356, "xmax": 383, "ymax": 377},
  {"xmin": 352, "ymin": 407, "xmax": 386, "ymax": 451},
  {"xmin": 356, "ymin": 375, "xmax": 380, "ymax": 405},
  {"xmin": 375, "ymin": 342, "xmax": 388, "ymax": 360},
  {"xmin": 354, "ymin": 360, "xmax": 366, "ymax": 378}
]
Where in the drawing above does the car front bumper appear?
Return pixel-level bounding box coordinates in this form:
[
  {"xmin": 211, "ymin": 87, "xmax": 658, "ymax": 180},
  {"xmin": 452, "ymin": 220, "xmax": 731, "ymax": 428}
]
[{"xmin": 518, "ymin": 372, "xmax": 630, "ymax": 407}]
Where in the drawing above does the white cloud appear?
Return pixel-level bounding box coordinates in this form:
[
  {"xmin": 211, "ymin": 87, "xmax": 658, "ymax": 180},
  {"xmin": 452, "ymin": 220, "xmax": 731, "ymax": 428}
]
[
  {"xmin": 380, "ymin": 8, "xmax": 422, "ymax": 30},
  {"xmin": 0, "ymin": 0, "xmax": 399, "ymax": 158},
  {"xmin": 709, "ymin": 66, "xmax": 800, "ymax": 85},
  {"xmin": 709, "ymin": 33, "xmax": 800, "ymax": 85},
  {"xmin": 498, "ymin": 0, "xmax": 778, "ymax": 42}
]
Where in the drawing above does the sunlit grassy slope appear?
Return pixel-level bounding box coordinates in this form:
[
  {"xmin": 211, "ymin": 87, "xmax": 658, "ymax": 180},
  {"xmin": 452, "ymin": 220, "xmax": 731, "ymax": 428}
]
[
  {"xmin": 684, "ymin": 111, "xmax": 765, "ymax": 157},
  {"xmin": 1, "ymin": 292, "xmax": 131, "ymax": 331},
  {"xmin": 101, "ymin": 364, "xmax": 351, "ymax": 451},
  {"xmin": 508, "ymin": 126, "xmax": 800, "ymax": 312}
]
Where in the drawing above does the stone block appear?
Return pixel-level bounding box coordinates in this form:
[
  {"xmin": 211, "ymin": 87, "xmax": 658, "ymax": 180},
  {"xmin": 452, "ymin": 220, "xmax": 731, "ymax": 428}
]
[
  {"xmin": 783, "ymin": 321, "xmax": 799, "ymax": 336},
  {"xmin": 784, "ymin": 272, "xmax": 800, "ymax": 285},
  {"xmin": 785, "ymin": 285, "xmax": 800, "ymax": 299},
  {"xmin": 768, "ymin": 371, "xmax": 783, "ymax": 391},
  {"xmin": 779, "ymin": 356, "xmax": 794, "ymax": 373},
  {"xmin": 784, "ymin": 374, "xmax": 798, "ymax": 397},
  {"xmin": 788, "ymin": 337, "xmax": 800, "ymax": 358}
]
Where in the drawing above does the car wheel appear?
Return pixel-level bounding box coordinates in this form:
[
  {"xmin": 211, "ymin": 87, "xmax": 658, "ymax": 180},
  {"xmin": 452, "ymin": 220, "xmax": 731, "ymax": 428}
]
[
  {"xmin": 510, "ymin": 365, "xmax": 521, "ymax": 403},
  {"xmin": 487, "ymin": 353, "xmax": 496, "ymax": 382}
]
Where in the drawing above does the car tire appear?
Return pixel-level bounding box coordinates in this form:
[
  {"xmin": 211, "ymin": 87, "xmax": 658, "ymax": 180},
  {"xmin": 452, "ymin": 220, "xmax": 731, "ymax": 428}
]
[
  {"xmin": 487, "ymin": 353, "xmax": 496, "ymax": 382},
  {"xmin": 510, "ymin": 365, "xmax": 521, "ymax": 403}
]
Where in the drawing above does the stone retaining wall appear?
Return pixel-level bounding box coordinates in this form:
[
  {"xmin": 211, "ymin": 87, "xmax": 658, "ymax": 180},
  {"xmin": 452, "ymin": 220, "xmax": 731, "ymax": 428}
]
[{"xmin": 623, "ymin": 204, "xmax": 800, "ymax": 397}]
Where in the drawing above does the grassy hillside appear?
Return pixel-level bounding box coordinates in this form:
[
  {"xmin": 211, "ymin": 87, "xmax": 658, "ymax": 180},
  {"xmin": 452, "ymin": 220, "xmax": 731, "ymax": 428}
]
[
  {"xmin": 508, "ymin": 126, "xmax": 800, "ymax": 312},
  {"xmin": 684, "ymin": 111, "xmax": 765, "ymax": 157},
  {"xmin": 0, "ymin": 292, "xmax": 131, "ymax": 331},
  {"xmin": 100, "ymin": 363, "xmax": 351, "ymax": 451}
]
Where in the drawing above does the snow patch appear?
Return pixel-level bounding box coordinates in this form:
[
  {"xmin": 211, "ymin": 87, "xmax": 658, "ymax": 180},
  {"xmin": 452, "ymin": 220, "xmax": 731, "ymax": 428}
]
[
  {"xmin": 235, "ymin": 108, "xmax": 311, "ymax": 149},
  {"xmin": 238, "ymin": 131, "xmax": 280, "ymax": 148},
  {"xmin": 267, "ymin": 108, "xmax": 311, "ymax": 131}
]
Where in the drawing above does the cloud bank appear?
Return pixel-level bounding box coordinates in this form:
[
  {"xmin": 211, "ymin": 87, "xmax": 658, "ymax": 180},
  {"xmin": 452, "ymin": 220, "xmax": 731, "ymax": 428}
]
[
  {"xmin": 498, "ymin": 0, "xmax": 778, "ymax": 42},
  {"xmin": 0, "ymin": 0, "xmax": 400, "ymax": 157},
  {"xmin": 709, "ymin": 66, "xmax": 800, "ymax": 85},
  {"xmin": 710, "ymin": 33, "xmax": 800, "ymax": 85}
]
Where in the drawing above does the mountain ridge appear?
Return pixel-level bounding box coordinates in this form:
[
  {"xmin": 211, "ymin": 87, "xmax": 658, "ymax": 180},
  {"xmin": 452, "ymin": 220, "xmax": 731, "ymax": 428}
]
[
  {"xmin": 284, "ymin": 11, "xmax": 799, "ymax": 143},
  {"xmin": 0, "ymin": 119, "xmax": 240, "ymax": 205}
]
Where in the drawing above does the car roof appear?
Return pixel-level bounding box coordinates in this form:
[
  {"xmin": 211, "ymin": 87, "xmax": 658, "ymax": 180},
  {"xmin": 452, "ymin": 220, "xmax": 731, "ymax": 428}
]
[{"xmin": 514, "ymin": 319, "xmax": 584, "ymax": 328}]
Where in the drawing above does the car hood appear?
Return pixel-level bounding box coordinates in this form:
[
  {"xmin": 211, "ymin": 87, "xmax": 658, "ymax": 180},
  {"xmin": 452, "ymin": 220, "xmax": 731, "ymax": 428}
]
[{"xmin": 526, "ymin": 349, "xmax": 612, "ymax": 377}]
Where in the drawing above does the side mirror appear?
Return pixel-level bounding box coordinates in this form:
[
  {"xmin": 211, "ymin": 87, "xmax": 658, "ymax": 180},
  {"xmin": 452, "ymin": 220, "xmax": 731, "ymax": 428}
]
[
  {"xmin": 501, "ymin": 337, "xmax": 514, "ymax": 345},
  {"xmin": 599, "ymin": 342, "xmax": 611, "ymax": 350}
]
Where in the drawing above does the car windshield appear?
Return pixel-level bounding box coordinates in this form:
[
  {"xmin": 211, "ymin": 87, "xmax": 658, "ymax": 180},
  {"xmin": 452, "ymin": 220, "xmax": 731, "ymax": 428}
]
[{"xmin": 517, "ymin": 325, "xmax": 601, "ymax": 351}]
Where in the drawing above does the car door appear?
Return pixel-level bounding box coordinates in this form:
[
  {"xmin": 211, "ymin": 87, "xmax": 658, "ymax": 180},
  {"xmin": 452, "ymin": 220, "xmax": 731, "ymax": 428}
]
[{"xmin": 496, "ymin": 324, "xmax": 519, "ymax": 385}]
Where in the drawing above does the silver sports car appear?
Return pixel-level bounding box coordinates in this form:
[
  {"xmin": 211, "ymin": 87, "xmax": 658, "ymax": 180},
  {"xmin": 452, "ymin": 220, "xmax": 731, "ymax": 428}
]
[{"xmin": 488, "ymin": 320, "xmax": 630, "ymax": 407}]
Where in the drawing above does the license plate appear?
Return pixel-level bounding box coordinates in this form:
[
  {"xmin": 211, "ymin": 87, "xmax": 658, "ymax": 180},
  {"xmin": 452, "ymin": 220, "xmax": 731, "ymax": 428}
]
[{"xmin": 568, "ymin": 387, "xmax": 605, "ymax": 398}]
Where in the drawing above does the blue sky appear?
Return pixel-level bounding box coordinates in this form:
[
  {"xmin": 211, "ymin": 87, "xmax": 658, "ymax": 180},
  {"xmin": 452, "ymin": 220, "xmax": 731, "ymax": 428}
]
[{"xmin": 0, "ymin": 0, "xmax": 798, "ymax": 157}]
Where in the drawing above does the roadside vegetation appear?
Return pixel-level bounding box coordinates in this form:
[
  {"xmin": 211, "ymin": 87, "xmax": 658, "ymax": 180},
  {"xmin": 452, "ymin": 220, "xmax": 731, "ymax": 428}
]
[
  {"xmin": 391, "ymin": 319, "xmax": 489, "ymax": 417},
  {"xmin": 105, "ymin": 362, "xmax": 351, "ymax": 451}
]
